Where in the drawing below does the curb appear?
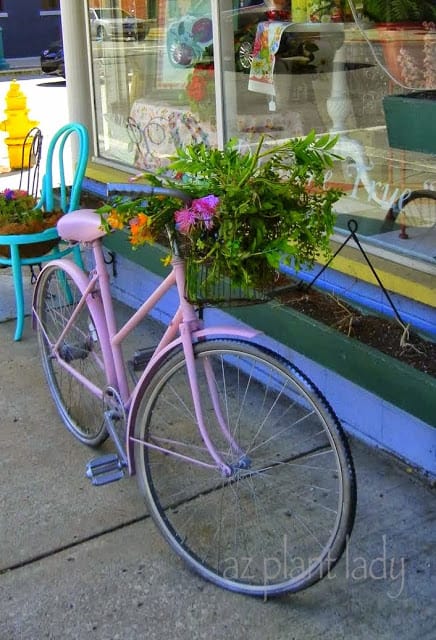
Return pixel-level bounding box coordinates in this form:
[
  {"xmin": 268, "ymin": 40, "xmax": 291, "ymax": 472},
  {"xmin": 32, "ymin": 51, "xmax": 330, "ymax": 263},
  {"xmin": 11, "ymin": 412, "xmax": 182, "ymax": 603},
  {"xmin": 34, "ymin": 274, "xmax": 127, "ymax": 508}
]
[{"xmin": 0, "ymin": 68, "xmax": 42, "ymax": 77}]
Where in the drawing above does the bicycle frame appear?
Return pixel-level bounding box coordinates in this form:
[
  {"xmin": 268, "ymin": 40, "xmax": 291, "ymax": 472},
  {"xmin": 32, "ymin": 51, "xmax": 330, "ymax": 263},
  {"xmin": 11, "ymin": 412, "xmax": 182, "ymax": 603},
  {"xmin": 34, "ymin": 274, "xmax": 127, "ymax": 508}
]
[{"xmin": 33, "ymin": 230, "xmax": 259, "ymax": 478}]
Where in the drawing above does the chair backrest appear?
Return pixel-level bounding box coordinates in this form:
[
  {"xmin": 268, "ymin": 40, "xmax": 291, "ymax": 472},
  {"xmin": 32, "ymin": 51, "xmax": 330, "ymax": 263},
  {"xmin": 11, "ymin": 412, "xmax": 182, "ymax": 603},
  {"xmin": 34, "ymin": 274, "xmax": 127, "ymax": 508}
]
[
  {"xmin": 35, "ymin": 122, "xmax": 89, "ymax": 214},
  {"xmin": 18, "ymin": 127, "xmax": 43, "ymax": 198}
]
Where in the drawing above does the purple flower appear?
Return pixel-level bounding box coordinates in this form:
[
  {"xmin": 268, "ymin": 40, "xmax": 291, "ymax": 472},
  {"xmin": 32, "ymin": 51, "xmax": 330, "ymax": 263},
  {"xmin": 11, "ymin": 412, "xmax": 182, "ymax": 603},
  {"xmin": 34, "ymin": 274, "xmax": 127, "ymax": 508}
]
[
  {"xmin": 191, "ymin": 195, "xmax": 219, "ymax": 216},
  {"xmin": 2, "ymin": 188, "xmax": 15, "ymax": 201},
  {"xmin": 200, "ymin": 212, "xmax": 214, "ymax": 229},
  {"xmin": 192, "ymin": 195, "xmax": 219, "ymax": 228}
]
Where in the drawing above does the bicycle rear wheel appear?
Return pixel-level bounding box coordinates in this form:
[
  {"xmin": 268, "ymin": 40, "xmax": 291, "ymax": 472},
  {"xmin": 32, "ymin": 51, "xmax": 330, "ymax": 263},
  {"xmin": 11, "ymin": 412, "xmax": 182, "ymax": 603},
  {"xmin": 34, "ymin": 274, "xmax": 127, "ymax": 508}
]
[
  {"xmin": 133, "ymin": 339, "xmax": 356, "ymax": 597},
  {"xmin": 34, "ymin": 263, "xmax": 108, "ymax": 446}
]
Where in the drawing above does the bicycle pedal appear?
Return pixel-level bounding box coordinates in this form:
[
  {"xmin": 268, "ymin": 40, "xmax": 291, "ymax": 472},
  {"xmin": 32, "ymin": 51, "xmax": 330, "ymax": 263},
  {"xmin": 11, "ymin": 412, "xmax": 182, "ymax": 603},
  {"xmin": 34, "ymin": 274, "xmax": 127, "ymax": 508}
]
[{"xmin": 85, "ymin": 453, "xmax": 125, "ymax": 486}]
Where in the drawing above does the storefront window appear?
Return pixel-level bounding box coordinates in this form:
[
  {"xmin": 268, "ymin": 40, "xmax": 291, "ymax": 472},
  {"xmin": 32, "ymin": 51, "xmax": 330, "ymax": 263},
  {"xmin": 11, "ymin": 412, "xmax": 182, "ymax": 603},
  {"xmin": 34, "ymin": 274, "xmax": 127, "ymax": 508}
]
[
  {"xmin": 216, "ymin": 1, "xmax": 436, "ymax": 272},
  {"xmin": 89, "ymin": 0, "xmax": 436, "ymax": 272}
]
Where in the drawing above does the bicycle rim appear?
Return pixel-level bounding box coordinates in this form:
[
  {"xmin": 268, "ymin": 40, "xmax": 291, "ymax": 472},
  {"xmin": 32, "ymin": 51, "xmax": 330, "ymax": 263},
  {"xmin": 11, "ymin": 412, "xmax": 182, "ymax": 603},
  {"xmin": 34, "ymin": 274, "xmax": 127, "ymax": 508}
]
[
  {"xmin": 35, "ymin": 264, "xmax": 108, "ymax": 446},
  {"xmin": 133, "ymin": 339, "xmax": 356, "ymax": 597},
  {"xmin": 395, "ymin": 189, "xmax": 436, "ymax": 239}
]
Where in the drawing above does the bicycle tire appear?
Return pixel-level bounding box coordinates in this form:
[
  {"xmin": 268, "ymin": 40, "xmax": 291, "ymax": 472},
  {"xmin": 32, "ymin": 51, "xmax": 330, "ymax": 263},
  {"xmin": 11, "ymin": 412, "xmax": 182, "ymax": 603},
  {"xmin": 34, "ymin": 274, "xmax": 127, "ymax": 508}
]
[
  {"xmin": 34, "ymin": 263, "xmax": 108, "ymax": 446},
  {"xmin": 133, "ymin": 339, "xmax": 356, "ymax": 597},
  {"xmin": 388, "ymin": 189, "xmax": 436, "ymax": 239}
]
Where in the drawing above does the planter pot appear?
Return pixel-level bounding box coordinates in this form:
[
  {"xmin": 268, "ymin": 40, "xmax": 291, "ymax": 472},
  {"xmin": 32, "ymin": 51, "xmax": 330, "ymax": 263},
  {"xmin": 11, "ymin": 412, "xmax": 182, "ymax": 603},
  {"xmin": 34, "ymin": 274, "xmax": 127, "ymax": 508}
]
[
  {"xmin": 376, "ymin": 23, "xmax": 426, "ymax": 84},
  {"xmin": 231, "ymin": 301, "xmax": 436, "ymax": 429},
  {"xmin": 383, "ymin": 91, "xmax": 436, "ymax": 153},
  {"xmin": 0, "ymin": 212, "xmax": 62, "ymax": 259}
]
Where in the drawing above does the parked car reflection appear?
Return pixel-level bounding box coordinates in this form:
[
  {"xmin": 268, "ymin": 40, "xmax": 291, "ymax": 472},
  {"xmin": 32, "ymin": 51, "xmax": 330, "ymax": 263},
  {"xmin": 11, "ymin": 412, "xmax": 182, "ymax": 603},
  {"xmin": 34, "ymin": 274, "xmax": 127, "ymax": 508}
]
[
  {"xmin": 40, "ymin": 41, "xmax": 65, "ymax": 78},
  {"xmin": 89, "ymin": 7, "xmax": 149, "ymax": 41}
]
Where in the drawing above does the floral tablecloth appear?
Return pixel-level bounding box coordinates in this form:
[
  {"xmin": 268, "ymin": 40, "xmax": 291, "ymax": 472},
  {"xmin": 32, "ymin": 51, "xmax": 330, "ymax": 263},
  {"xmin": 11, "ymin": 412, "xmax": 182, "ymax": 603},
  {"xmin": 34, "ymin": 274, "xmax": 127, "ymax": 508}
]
[
  {"xmin": 128, "ymin": 100, "xmax": 217, "ymax": 170},
  {"xmin": 128, "ymin": 98, "xmax": 303, "ymax": 170}
]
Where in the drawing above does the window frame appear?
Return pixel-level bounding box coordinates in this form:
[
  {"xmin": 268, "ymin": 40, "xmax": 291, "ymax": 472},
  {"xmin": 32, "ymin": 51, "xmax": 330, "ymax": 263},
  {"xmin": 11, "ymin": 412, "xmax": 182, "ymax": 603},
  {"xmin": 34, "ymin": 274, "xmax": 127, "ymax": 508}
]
[{"xmin": 41, "ymin": 0, "xmax": 60, "ymax": 9}]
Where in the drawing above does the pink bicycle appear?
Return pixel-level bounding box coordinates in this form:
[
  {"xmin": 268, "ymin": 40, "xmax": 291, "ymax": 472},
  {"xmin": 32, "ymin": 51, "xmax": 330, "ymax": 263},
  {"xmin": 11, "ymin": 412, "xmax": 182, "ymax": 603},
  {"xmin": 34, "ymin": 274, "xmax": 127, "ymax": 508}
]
[{"xmin": 32, "ymin": 183, "xmax": 356, "ymax": 597}]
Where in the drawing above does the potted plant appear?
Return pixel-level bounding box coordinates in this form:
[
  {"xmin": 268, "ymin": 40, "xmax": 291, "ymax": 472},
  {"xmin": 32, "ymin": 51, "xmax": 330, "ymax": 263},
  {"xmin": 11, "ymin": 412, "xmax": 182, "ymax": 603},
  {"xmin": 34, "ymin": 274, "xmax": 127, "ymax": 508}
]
[
  {"xmin": 363, "ymin": 0, "xmax": 436, "ymax": 23},
  {"xmin": 0, "ymin": 188, "xmax": 62, "ymax": 259},
  {"xmin": 98, "ymin": 131, "xmax": 342, "ymax": 305}
]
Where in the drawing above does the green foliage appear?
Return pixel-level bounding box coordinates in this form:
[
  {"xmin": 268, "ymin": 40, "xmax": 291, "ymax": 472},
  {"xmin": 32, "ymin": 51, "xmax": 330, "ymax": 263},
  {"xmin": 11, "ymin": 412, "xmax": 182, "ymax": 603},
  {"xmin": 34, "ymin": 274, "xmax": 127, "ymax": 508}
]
[
  {"xmin": 0, "ymin": 189, "xmax": 40, "ymax": 225},
  {"xmin": 99, "ymin": 132, "xmax": 343, "ymax": 295},
  {"xmin": 363, "ymin": 0, "xmax": 436, "ymax": 22}
]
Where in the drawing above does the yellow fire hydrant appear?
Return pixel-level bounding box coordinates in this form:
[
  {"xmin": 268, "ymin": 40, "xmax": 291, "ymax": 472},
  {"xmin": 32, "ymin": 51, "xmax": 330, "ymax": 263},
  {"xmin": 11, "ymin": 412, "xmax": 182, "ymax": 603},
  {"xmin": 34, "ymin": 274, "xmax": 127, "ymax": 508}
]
[{"xmin": 0, "ymin": 80, "xmax": 39, "ymax": 170}]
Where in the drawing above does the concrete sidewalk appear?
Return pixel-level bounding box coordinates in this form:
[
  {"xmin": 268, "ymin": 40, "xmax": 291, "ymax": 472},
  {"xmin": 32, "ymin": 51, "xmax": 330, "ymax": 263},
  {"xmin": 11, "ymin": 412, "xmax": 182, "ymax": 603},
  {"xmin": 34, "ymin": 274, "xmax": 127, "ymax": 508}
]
[{"xmin": 0, "ymin": 313, "xmax": 434, "ymax": 640}]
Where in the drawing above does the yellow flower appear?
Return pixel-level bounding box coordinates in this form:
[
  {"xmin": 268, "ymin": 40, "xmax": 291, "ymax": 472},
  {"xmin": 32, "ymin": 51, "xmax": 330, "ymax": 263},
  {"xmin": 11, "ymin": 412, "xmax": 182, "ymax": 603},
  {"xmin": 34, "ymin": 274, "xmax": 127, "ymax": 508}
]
[
  {"xmin": 162, "ymin": 253, "xmax": 172, "ymax": 267},
  {"xmin": 106, "ymin": 209, "xmax": 125, "ymax": 230}
]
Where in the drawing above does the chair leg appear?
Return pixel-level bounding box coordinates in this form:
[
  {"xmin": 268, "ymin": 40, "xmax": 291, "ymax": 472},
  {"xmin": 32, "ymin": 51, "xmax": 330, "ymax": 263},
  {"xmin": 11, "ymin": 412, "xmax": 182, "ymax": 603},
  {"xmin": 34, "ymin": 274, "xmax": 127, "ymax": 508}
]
[{"xmin": 10, "ymin": 246, "xmax": 25, "ymax": 341}]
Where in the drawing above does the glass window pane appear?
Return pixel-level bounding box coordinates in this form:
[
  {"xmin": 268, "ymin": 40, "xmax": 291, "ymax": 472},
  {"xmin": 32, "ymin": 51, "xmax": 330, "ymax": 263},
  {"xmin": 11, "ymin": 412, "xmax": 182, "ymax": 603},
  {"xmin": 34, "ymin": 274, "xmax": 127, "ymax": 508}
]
[{"xmin": 90, "ymin": 0, "xmax": 214, "ymax": 171}]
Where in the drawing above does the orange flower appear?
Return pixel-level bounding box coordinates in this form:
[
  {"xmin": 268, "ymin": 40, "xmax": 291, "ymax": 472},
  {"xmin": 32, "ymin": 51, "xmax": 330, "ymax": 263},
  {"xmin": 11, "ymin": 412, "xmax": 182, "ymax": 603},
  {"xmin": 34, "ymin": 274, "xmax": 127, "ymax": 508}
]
[
  {"xmin": 106, "ymin": 209, "xmax": 124, "ymax": 230},
  {"xmin": 129, "ymin": 212, "xmax": 154, "ymax": 246}
]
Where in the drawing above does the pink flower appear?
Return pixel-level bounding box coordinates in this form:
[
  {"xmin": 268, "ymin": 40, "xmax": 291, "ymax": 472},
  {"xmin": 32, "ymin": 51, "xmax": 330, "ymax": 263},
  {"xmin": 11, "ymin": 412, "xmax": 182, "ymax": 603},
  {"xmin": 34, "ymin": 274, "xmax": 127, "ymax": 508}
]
[
  {"xmin": 174, "ymin": 206, "xmax": 197, "ymax": 233},
  {"xmin": 191, "ymin": 195, "xmax": 219, "ymax": 229},
  {"xmin": 174, "ymin": 195, "xmax": 219, "ymax": 234},
  {"xmin": 191, "ymin": 195, "xmax": 219, "ymax": 215}
]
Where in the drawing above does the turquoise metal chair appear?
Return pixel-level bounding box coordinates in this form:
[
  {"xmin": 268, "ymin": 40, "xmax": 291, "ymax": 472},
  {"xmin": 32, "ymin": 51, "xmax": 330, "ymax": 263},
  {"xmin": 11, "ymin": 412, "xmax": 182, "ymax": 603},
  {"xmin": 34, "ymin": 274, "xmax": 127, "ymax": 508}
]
[{"xmin": 0, "ymin": 123, "xmax": 89, "ymax": 340}]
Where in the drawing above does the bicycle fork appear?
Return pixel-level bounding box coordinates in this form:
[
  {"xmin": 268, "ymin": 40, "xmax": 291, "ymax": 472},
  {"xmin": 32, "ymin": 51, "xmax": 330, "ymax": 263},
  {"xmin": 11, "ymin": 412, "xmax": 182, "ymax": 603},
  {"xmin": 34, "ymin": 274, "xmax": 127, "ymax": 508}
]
[{"xmin": 179, "ymin": 323, "xmax": 250, "ymax": 478}]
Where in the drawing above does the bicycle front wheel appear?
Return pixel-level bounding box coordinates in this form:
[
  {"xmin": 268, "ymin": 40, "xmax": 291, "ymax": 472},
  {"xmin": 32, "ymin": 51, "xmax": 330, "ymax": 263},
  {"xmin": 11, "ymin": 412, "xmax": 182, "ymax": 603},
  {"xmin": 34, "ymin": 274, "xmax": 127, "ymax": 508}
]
[
  {"xmin": 34, "ymin": 263, "xmax": 108, "ymax": 446},
  {"xmin": 133, "ymin": 339, "xmax": 356, "ymax": 597}
]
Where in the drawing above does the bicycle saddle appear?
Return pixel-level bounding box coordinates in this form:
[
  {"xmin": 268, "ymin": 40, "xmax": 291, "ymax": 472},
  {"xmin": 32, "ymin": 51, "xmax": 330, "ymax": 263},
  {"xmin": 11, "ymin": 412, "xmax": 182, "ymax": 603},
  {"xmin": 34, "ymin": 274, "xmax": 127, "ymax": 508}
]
[{"xmin": 57, "ymin": 209, "xmax": 106, "ymax": 243}]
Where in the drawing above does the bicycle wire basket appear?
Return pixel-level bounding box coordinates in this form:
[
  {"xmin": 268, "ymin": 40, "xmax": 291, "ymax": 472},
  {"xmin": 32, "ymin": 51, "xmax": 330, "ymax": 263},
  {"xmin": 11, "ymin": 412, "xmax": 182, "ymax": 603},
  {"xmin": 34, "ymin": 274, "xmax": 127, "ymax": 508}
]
[{"xmin": 183, "ymin": 256, "xmax": 280, "ymax": 307}]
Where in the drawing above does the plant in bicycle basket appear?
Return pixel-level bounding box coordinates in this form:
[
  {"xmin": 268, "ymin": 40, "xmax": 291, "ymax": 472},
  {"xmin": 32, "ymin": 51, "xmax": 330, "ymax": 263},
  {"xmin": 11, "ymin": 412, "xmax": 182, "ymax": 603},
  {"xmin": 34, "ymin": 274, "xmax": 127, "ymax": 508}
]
[{"xmin": 98, "ymin": 131, "xmax": 342, "ymax": 303}]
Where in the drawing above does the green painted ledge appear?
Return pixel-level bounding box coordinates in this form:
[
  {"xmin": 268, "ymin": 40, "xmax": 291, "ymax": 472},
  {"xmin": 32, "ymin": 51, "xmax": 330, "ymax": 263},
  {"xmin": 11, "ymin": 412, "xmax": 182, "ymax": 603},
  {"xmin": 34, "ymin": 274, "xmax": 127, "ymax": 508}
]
[
  {"xmin": 103, "ymin": 231, "xmax": 169, "ymax": 278},
  {"xmin": 231, "ymin": 303, "xmax": 436, "ymax": 428},
  {"xmin": 103, "ymin": 232, "xmax": 436, "ymax": 429}
]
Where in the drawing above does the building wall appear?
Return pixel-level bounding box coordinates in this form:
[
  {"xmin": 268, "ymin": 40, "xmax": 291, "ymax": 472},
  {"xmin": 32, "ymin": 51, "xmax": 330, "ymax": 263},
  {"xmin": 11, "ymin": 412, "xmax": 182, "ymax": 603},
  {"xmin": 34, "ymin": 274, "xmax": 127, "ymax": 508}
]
[{"xmin": 0, "ymin": 0, "xmax": 61, "ymax": 58}]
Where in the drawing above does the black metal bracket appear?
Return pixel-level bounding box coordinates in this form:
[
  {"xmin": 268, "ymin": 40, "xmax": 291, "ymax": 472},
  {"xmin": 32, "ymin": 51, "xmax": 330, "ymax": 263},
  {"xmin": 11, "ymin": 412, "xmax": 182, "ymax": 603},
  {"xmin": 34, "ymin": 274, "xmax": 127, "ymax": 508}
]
[
  {"xmin": 104, "ymin": 250, "xmax": 117, "ymax": 278},
  {"xmin": 301, "ymin": 219, "xmax": 406, "ymax": 327}
]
